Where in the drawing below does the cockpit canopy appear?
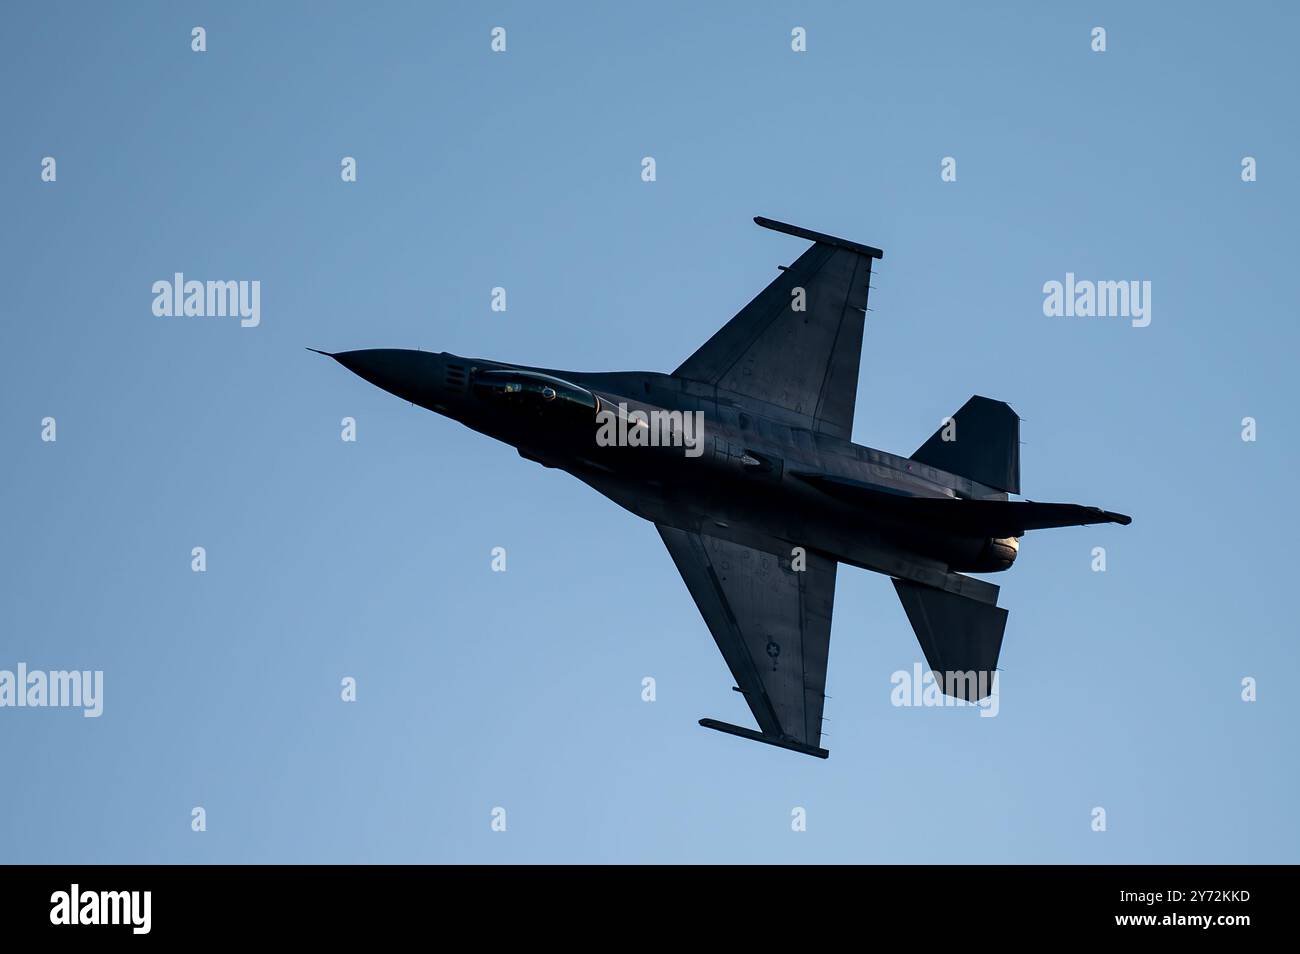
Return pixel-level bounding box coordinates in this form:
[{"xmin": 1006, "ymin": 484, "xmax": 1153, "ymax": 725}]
[{"xmin": 470, "ymin": 368, "xmax": 601, "ymax": 418}]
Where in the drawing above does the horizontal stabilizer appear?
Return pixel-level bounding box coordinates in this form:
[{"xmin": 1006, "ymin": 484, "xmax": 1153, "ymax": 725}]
[
  {"xmin": 912, "ymin": 396, "xmax": 1021, "ymax": 493},
  {"xmin": 792, "ymin": 472, "xmax": 1130, "ymax": 536},
  {"xmin": 893, "ymin": 579, "xmax": 1008, "ymax": 702}
]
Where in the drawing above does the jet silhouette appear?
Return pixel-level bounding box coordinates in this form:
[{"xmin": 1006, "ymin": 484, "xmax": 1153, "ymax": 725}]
[{"xmin": 316, "ymin": 216, "xmax": 1130, "ymax": 758}]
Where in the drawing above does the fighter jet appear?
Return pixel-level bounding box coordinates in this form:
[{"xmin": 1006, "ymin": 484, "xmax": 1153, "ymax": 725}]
[{"xmin": 315, "ymin": 216, "xmax": 1130, "ymax": 758}]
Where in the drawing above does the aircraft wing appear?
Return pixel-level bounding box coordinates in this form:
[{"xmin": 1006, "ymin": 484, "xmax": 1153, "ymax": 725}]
[
  {"xmin": 656, "ymin": 525, "xmax": 836, "ymax": 758},
  {"xmin": 672, "ymin": 217, "xmax": 882, "ymax": 442}
]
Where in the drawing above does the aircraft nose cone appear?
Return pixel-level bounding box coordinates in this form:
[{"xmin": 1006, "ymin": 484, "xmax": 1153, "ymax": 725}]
[{"xmin": 329, "ymin": 348, "xmax": 442, "ymax": 406}]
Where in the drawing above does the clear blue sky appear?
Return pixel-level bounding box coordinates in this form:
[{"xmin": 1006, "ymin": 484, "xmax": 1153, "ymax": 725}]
[{"xmin": 2, "ymin": 1, "xmax": 1296, "ymax": 863}]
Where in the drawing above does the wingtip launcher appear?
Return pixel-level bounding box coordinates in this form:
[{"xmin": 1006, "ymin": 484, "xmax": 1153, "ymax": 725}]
[
  {"xmin": 754, "ymin": 215, "xmax": 884, "ymax": 260},
  {"xmin": 699, "ymin": 718, "xmax": 830, "ymax": 759}
]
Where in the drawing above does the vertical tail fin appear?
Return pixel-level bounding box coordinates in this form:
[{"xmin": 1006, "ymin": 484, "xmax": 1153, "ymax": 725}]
[{"xmin": 910, "ymin": 395, "xmax": 1021, "ymax": 494}]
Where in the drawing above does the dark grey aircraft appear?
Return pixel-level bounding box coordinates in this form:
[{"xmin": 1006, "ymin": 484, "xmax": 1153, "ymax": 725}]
[{"xmin": 315, "ymin": 217, "xmax": 1129, "ymax": 759}]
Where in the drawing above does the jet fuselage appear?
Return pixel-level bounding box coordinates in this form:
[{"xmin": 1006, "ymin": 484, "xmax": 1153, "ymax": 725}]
[
  {"xmin": 316, "ymin": 216, "xmax": 1132, "ymax": 757},
  {"xmin": 327, "ymin": 348, "xmax": 1017, "ymax": 582}
]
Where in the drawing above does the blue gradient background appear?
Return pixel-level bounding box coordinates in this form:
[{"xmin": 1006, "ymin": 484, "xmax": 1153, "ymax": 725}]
[{"xmin": 2, "ymin": 2, "xmax": 1296, "ymax": 863}]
